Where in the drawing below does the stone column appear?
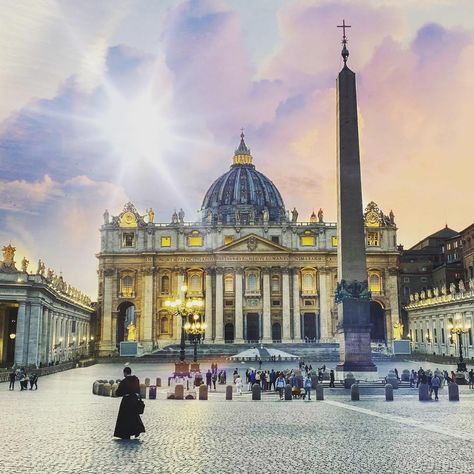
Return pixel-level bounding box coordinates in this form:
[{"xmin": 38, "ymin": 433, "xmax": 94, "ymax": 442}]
[
  {"xmin": 142, "ymin": 268, "xmax": 154, "ymax": 352},
  {"xmin": 319, "ymin": 268, "xmax": 333, "ymax": 341},
  {"xmin": 99, "ymin": 270, "xmax": 114, "ymax": 355},
  {"xmin": 234, "ymin": 268, "xmax": 244, "ymax": 343},
  {"xmin": 386, "ymin": 267, "xmax": 400, "ymax": 341},
  {"xmin": 262, "ymin": 269, "xmax": 271, "ymax": 342},
  {"xmin": 27, "ymin": 303, "xmax": 42, "ymax": 366},
  {"xmin": 215, "ymin": 268, "xmax": 224, "ymax": 342},
  {"xmin": 14, "ymin": 302, "xmax": 28, "ymax": 366},
  {"xmin": 292, "ymin": 269, "xmax": 301, "ymax": 341},
  {"xmin": 282, "ymin": 268, "xmax": 291, "ymax": 342},
  {"xmin": 175, "ymin": 270, "xmax": 185, "ymax": 341},
  {"xmin": 205, "ymin": 269, "xmax": 214, "ymax": 341},
  {"xmin": 40, "ymin": 307, "xmax": 50, "ymax": 364}
]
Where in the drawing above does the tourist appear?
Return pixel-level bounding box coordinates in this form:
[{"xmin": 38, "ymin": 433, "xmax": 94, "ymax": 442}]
[
  {"xmin": 233, "ymin": 368, "xmax": 239, "ymax": 383},
  {"xmin": 394, "ymin": 368, "xmax": 399, "ymax": 380},
  {"xmin": 235, "ymin": 375, "xmax": 243, "ymax": 395},
  {"xmin": 206, "ymin": 369, "xmax": 212, "ymax": 389},
  {"xmin": 8, "ymin": 369, "xmax": 16, "ymax": 390},
  {"xmin": 255, "ymin": 370, "xmax": 261, "ymax": 387},
  {"xmin": 431, "ymin": 373, "xmax": 441, "ymax": 400},
  {"xmin": 450, "ymin": 371, "xmax": 456, "ymax": 384},
  {"xmin": 468, "ymin": 369, "xmax": 474, "ymax": 389},
  {"xmin": 265, "ymin": 371, "xmax": 270, "ymax": 391},
  {"xmin": 329, "ymin": 370, "xmax": 335, "ymax": 388},
  {"xmin": 303, "ymin": 375, "xmax": 312, "ymax": 400},
  {"xmin": 276, "ymin": 374, "xmax": 286, "ymax": 399},
  {"xmin": 416, "ymin": 367, "xmax": 424, "ymax": 387},
  {"xmin": 29, "ymin": 372, "xmax": 38, "ymax": 390},
  {"xmin": 318, "ymin": 368, "xmax": 323, "ymax": 381},
  {"xmin": 114, "ymin": 366, "xmax": 145, "ymax": 440},
  {"xmin": 19, "ymin": 368, "xmax": 28, "ymax": 391},
  {"xmin": 211, "ymin": 371, "xmax": 217, "ymax": 391},
  {"xmin": 270, "ymin": 369, "xmax": 276, "ymax": 391},
  {"xmin": 245, "ymin": 369, "xmax": 249, "ymax": 384},
  {"xmin": 409, "ymin": 370, "xmax": 416, "ymax": 388}
]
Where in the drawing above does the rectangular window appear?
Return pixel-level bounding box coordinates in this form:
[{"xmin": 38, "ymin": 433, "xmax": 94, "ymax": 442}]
[
  {"xmin": 441, "ymin": 327, "xmax": 445, "ymax": 344},
  {"xmin": 421, "ymin": 330, "xmax": 424, "ymax": 342},
  {"xmin": 434, "ymin": 328, "xmax": 437, "ymax": 343},
  {"xmin": 224, "ymin": 235, "xmax": 234, "ymax": 245},
  {"xmin": 367, "ymin": 231, "xmax": 380, "ymax": 247},
  {"xmin": 225, "ymin": 299, "xmax": 233, "ymax": 307},
  {"xmin": 188, "ymin": 234, "xmax": 203, "ymax": 247},
  {"xmin": 469, "ymin": 328, "xmax": 473, "ymax": 346},
  {"xmin": 409, "ymin": 329, "xmax": 413, "ymax": 341},
  {"xmin": 415, "ymin": 329, "xmax": 418, "ymax": 342},
  {"xmin": 271, "ymin": 236, "xmax": 280, "ymax": 244},
  {"xmin": 71, "ymin": 321, "xmax": 76, "ymax": 333},
  {"xmin": 122, "ymin": 232, "xmax": 135, "ymax": 247},
  {"xmin": 161, "ymin": 236, "xmax": 171, "ymax": 247},
  {"xmin": 420, "ymin": 277, "xmax": 427, "ymax": 283},
  {"xmin": 304, "ymin": 299, "xmax": 314, "ymax": 306},
  {"xmin": 332, "ymin": 236, "xmax": 338, "ymax": 247},
  {"xmin": 403, "ymin": 277, "xmax": 410, "ymax": 283},
  {"xmin": 300, "ymin": 235, "xmax": 315, "ymax": 246},
  {"xmin": 272, "ymin": 300, "xmax": 281, "ymax": 306}
]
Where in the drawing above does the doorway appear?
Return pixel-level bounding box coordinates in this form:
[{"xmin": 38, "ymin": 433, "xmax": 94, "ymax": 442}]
[
  {"xmin": 246, "ymin": 313, "xmax": 259, "ymax": 341},
  {"xmin": 370, "ymin": 301, "xmax": 386, "ymax": 341}
]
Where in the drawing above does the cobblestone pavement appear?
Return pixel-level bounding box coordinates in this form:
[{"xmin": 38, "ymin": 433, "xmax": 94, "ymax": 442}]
[{"xmin": 1, "ymin": 362, "xmax": 473, "ymax": 474}]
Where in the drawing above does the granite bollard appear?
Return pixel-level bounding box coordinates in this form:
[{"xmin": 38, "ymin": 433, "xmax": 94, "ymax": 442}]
[
  {"xmin": 97, "ymin": 383, "xmax": 105, "ymax": 396},
  {"xmin": 139, "ymin": 383, "xmax": 146, "ymax": 399},
  {"xmin": 111, "ymin": 383, "xmax": 119, "ymax": 397},
  {"xmin": 252, "ymin": 383, "xmax": 261, "ymax": 401},
  {"xmin": 448, "ymin": 383, "xmax": 459, "ymax": 401},
  {"xmin": 316, "ymin": 384, "xmax": 324, "ymax": 400},
  {"xmin": 418, "ymin": 383, "xmax": 430, "ymax": 401},
  {"xmin": 284, "ymin": 384, "xmax": 293, "ymax": 400},
  {"xmin": 175, "ymin": 384, "xmax": 184, "ymax": 400},
  {"xmin": 344, "ymin": 373, "xmax": 356, "ymax": 389},
  {"xmin": 92, "ymin": 381, "xmax": 99, "ymax": 395},
  {"xmin": 156, "ymin": 377, "xmax": 162, "ymax": 388},
  {"xmin": 386, "ymin": 371, "xmax": 399, "ymax": 389},
  {"xmin": 226, "ymin": 385, "xmax": 233, "ymax": 400},
  {"xmin": 401, "ymin": 369, "xmax": 410, "ymax": 382},
  {"xmin": 144, "ymin": 377, "xmax": 150, "ymax": 387},
  {"xmin": 103, "ymin": 383, "xmax": 111, "ymax": 396},
  {"xmin": 311, "ymin": 375, "xmax": 318, "ymax": 389},
  {"xmin": 385, "ymin": 384, "xmax": 394, "ymax": 401},
  {"xmin": 350, "ymin": 384, "xmax": 360, "ymax": 401},
  {"xmin": 199, "ymin": 384, "xmax": 208, "ymax": 400}
]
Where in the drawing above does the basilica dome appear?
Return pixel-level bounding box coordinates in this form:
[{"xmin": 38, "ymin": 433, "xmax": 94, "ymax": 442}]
[{"xmin": 201, "ymin": 134, "xmax": 286, "ymax": 225}]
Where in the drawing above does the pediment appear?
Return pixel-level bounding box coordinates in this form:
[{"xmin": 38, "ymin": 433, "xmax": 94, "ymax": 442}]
[{"xmin": 216, "ymin": 234, "xmax": 290, "ymax": 253}]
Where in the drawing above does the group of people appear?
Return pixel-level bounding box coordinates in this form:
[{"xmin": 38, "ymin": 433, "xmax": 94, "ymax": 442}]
[
  {"xmin": 205, "ymin": 369, "xmax": 227, "ymax": 390},
  {"xmin": 8, "ymin": 368, "xmax": 38, "ymax": 391}
]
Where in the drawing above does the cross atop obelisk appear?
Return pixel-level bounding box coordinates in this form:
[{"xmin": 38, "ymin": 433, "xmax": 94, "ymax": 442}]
[{"xmin": 337, "ymin": 19, "xmax": 351, "ymax": 64}]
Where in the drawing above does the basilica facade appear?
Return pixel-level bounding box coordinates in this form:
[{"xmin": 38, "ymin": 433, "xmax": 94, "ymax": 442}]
[{"xmin": 97, "ymin": 135, "xmax": 400, "ymax": 355}]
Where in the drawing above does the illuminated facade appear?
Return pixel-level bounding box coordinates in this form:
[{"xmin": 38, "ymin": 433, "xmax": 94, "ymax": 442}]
[
  {"xmin": 0, "ymin": 245, "xmax": 93, "ymax": 368},
  {"xmin": 96, "ymin": 135, "xmax": 400, "ymax": 355}
]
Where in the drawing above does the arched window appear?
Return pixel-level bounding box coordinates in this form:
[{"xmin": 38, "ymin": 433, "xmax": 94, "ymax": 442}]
[
  {"xmin": 369, "ymin": 273, "xmax": 382, "ymax": 293},
  {"xmin": 247, "ymin": 273, "xmax": 257, "ymax": 293},
  {"xmin": 224, "ymin": 274, "xmax": 234, "ymax": 294},
  {"xmin": 161, "ymin": 275, "xmax": 170, "ymax": 294},
  {"xmin": 121, "ymin": 275, "xmax": 134, "ymax": 297},
  {"xmin": 160, "ymin": 316, "xmax": 169, "ymax": 334},
  {"xmin": 271, "ymin": 275, "xmax": 280, "ymax": 294}
]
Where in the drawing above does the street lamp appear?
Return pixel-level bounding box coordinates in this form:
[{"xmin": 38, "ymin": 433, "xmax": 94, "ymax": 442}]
[
  {"xmin": 447, "ymin": 316, "xmax": 471, "ymax": 372},
  {"xmin": 184, "ymin": 314, "xmax": 208, "ymax": 368},
  {"xmin": 165, "ymin": 285, "xmax": 204, "ymax": 374}
]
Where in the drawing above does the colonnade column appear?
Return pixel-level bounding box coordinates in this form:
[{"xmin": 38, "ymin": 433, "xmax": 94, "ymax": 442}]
[
  {"xmin": 262, "ymin": 269, "xmax": 271, "ymax": 342},
  {"xmin": 142, "ymin": 268, "xmax": 154, "ymax": 352},
  {"xmin": 292, "ymin": 269, "xmax": 301, "ymax": 341},
  {"xmin": 319, "ymin": 268, "xmax": 332, "ymax": 341},
  {"xmin": 205, "ymin": 269, "xmax": 213, "ymax": 341},
  {"xmin": 27, "ymin": 303, "xmax": 42, "ymax": 366},
  {"xmin": 282, "ymin": 268, "xmax": 291, "ymax": 342},
  {"xmin": 14, "ymin": 302, "xmax": 27, "ymax": 366},
  {"xmin": 234, "ymin": 268, "xmax": 244, "ymax": 343},
  {"xmin": 99, "ymin": 269, "xmax": 114, "ymax": 355},
  {"xmin": 215, "ymin": 268, "xmax": 224, "ymax": 342},
  {"xmin": 387, "ymin": 267, "xmax": 400, "ymax": 340}
]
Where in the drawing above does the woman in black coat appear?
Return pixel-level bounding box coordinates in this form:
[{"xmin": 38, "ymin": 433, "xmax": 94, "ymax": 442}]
[{"xmin": 114, "ymin": 367, "xmax": 145, "ymax": 439}]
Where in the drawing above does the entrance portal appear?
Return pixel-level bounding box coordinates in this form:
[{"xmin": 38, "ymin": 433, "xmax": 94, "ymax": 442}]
[
  {"xmin": 246, "ymin": 313, "xmax": 259, "ymax": 341},
  {"xmin": 303, "ymin": 313, "xmax": 317, "ymax": 341},
  {"xmin": 370, "ymin": 301, "xmax": 386, "ymax": 341},
  {"xmin": 272, "ymin": 322, "xmax": 281, "ymax": 342},
  {"xmin": 0, "ymin": 303, "xmax": 18, "ymax": 367},
  {"xmin": 117, "ymin": 302, "xmax": 136, "ymax": 345}
]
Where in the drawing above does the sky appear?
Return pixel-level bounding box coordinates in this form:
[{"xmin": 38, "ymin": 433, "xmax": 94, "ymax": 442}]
[{"xmin": 1, "ymin": 0, "xmax": 473, "ymax": 297}]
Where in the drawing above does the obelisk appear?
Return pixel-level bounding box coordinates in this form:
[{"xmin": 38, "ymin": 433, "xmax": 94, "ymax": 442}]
[{"xmin": 335, "ymin": 21, "xmax": 376, "ymax": 375}]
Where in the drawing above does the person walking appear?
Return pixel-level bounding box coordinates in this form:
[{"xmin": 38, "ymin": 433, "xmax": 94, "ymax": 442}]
[
  {"xmin": 206, "ymin": 369, "xmax": 212, "ymax": 389},
  {"xmin": 29, "ymin": 372, "xmax": 38, "ymax": 390},
  {"xmin": 329, "ymin": 370, "xmax": 335, "ymax": 388},
  {"xmin": 211, "ymin": 371, "xmax": 217, "ymax": 391},
  {"xmin": 235, "ymin": 375, "xmax": 243, "ymax": 395},
  {"xmin": 19, "ymin": 368, "xmax": 28, "ymax": 391},
  {"xmin": 469, "ymin": 369, "xmax": 474, "ymax": 389},
  {"xmin": 303, "ymin": 375, "xmax": 312, "ymax": 400},
  {"xmin": 114, "ymin": 366, "xmax": 145, "ymax": 440},
  {"xmin": 276, "ymin": 374, "xmax": 286, "ymax": 400},
  {"xmin": 409, "ymin": 370, "xmax": 416, "ymax": 388},
  {"xmin": 8, "ymin": 369, "xmax": 16, "ymax": 390},
  {"xmin": 431, "ymin": 373, "xmax": 441, "ymax": 400}
]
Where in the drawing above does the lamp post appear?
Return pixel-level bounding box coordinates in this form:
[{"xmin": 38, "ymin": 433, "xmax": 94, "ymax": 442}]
[
  {"xmin": 184, "ymin": 314, "xmax": 207, "ymax": 371},
  {"xmin": 165, "ymin": 285, "xmax": 204, "ymax": 375},
  {"xmin": 448, "ymin": 316, "xmax": 471, "ymax": 373}
]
